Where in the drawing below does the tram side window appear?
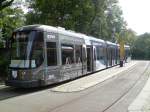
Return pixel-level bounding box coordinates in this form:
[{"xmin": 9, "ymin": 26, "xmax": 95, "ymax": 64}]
[
  {"xmin": 96, "ymin": 46, "xmax": 104, "ymax": 60},
  {"xmin": 47, "ymin": 42, "xmax": 57, "ymax": 66},
  {"xmin": 75, "ymin": 45, "xmax": 82, "ymax": 63},
  {"xmin": 61, "ymin": 44, "xmax": 74, "ymax": 65}
]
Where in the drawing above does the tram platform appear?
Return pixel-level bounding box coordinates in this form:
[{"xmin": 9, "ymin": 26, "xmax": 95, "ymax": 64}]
[
  {"xmin": 128, "ymin": 66, "xmax": 150, "ymax": 112},
  {"xmin": 52, "ymin": 61, "xmax": 138, "ymax": 92}
]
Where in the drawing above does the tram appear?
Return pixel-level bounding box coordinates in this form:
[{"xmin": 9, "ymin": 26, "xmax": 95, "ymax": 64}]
[{"xmin": 5, "ymin": 25, "xmax": 131, "ymax": 88}]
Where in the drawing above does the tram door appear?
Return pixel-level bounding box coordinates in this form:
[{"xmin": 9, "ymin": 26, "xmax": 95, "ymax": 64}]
[
  {"xmin": 107, "ymin": 47, "xmax": 112, "ymax": 67},
  {"xmin": 110, "ymin": 48, "xmax": 113, "ymax": 66},
  {"xmin": 87, "ymin": 46, "xmax": 92, "ymax": 72},
  {"xmin": 93, "ymin": 46, "xmax": 96, "ymax": 71}
]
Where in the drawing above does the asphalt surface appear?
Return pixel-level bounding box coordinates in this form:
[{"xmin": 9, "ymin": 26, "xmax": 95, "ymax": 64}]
[{"xmin": 0, "ymin": 61, "xmax": 149, "ymax": 112}]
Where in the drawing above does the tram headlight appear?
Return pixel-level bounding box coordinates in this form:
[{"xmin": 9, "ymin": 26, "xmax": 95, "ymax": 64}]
[{"xmin": 12, "ymin": 71, "xmax": 17, "ymax": 79}]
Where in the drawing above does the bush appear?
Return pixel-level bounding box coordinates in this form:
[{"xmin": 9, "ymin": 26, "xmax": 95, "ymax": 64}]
[{"xmin": 0, "ymin": 48, "xmax": 9, "ymax": 81}]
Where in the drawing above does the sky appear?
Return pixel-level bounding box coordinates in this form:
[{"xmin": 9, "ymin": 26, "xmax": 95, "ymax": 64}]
[
  {"xmin": 119, "ymin": 0, "xmax": 150, "ymax": 35},
  {"xmin": 12, "ymin": 0, "xmax": 28, "ymax": 13}
]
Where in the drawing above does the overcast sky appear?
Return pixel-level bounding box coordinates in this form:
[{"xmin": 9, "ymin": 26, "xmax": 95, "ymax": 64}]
[{"xmin": 119, "ymin": 0, "xmax": 150, "ymax": 35}]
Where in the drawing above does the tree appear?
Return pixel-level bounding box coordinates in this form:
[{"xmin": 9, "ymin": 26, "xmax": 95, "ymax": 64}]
[
  {"xmin": 105, "ymin": 0, "xmax": 126, "ymax": 41},
  {"xmin": 26, "ymin": 0, "xmax": 126, "ymax": 41},
  {"xmin": 26, "ymin": 0, "xmax": 95, "ymax": 34},
  {"xmin": 0, "ymin": 5, "xmax": 25, "ymax": 79},
  {"xmin": 0, "ymin": 8, "xmax": 25, "ymax": 37},
  {"xmin": 0, "ymin": 0, "xmax": 14, "ymax": 11},
  {"xmin": 0, "ymin": 7, "xmax": 25, "ymax": 46},
  {"xmin": 116, "ymin": 28, "xmax": 137, "ymax": 45},
  {"xmin": 123, "ymin": 29, "xmax": 137, "ymax": 46},
  {"xmin": 89, "ymin": 0, "xmax": 108, "ymax": 39},
  {"xmin": 85, "ymin": 0, "xmax": 126, "ymax": 40},
  {"xmin": 132, "ymin": 33, "xmax": 150, "ymax": 59}
]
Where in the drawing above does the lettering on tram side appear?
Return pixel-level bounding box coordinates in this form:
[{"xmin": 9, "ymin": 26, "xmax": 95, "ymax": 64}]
[{"xmin": 47, "ymin": 34, "xmax": 56, "ymax": 40}]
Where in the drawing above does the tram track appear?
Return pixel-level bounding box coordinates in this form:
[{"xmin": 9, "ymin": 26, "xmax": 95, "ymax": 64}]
[{"xmin": 101, "ymin": 61, "xmax": 150, "ymax": 112}]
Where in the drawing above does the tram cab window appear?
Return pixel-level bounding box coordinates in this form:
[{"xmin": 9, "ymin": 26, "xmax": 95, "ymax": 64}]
[
  {"xmin": 47, "ymin": 42, "xmax": 57, "ymax": 66},
  {"xmin": 10, "ymin": 31, "xmax": 44, "ymax": 68},
  {"xmin": 31, "ymin": 32, "xmax": 44, "ymax": 67},
  {"xmin": 61, "ymin": 44, "xmax": 74, "ymax": 65},
  {"xmin": 75, "ymin": 45, "xmax": 82, "ymax": 63}
]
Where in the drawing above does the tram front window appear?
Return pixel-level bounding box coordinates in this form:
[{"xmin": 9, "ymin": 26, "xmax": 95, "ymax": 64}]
[{"xmin": 10, "ymin": 31, "xmax": 44, "ymax": 69}]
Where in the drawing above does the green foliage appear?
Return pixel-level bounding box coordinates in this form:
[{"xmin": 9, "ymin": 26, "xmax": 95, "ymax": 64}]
[
  {"xmin": 115, "ymin": 29, "xmax": 137, "ymax": 46},
  {"xmin": 0, "ymin": 50, "xmax": 9, "ymax": 78},
  {"xmin": 132, "ymin": 33, "xmax": 150, "ymax": 59},
  {"xmin": 0, "ymin": 7, "xmax": 25, "ymax": 79},
  {"xmin": 26, "ymin": 0, "xmax": 95, "ymax": 34},
  {"xmin": 105, "ymin": 0, "xmax": 126, "ymax": 41},
  {"xmin": 0, "ymin": 0, "xmax": 14, "ymax": 11},
  {"xmin": 89, "ymin": 0, "xmax": 108, "ymax": 39},
  {"xmin": 123, "ymin": 29, "xmax": 137, "ymax": 46},
  {"xmin": 26, "ymin": 0, "xmax": 126, "ymax": 41},
  {"xmin": 0, "ymin": 7, "xmax": 25, "ymax": 40}
]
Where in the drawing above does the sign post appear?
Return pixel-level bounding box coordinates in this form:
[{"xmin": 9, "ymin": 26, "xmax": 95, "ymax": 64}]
[{"xmin": 119, "ymin": 39, "xmax": 125, "ymax": 67}]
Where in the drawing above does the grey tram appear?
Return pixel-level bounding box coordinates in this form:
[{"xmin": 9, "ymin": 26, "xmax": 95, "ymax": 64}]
[{"xmin": 5, "ymin": 25, "xmax": 131, "ymax": 88}]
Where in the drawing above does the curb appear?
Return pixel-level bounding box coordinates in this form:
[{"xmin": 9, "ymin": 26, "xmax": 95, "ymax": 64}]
[{"xmin": 128, "ymin": 62, "xmax": 150, "ymax": 112}]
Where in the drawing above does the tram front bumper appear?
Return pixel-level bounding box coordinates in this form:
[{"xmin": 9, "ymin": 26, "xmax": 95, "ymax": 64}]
[{"xmin": 5, "ymin": 80, "xmax": 42, "ymax": 88}]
